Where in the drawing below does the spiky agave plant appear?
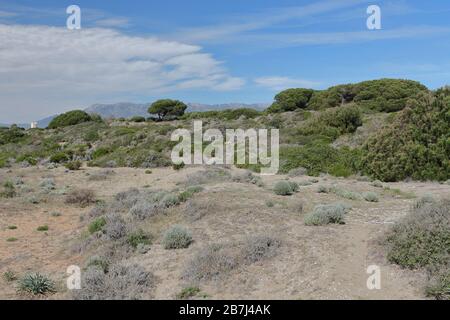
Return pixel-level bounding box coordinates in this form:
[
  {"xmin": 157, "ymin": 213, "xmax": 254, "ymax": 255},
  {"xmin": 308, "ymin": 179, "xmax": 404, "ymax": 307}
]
[{"xmin": 18, "ymin": 273, "xmax": 56, "ymax": 295}]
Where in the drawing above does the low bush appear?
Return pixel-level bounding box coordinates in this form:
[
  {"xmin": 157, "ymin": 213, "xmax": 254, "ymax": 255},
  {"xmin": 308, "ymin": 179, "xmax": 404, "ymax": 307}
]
[
  {"xmin": 176, "ymin": 287, "xmax": 201, "ymax": 300},
  {"xmin": 304, "ymin": 203, "xmax": 351, "ymax": 226},
  {"xmin": 384, "ymin": 199, "xmax": 449, "ymax": 269},
  {"xmin": 74, "ymin": 263, "xmax": 155, "ymax": 300},
  {"xmin": 65, "ymin": 189, "xmax": 96, "ymax": 207},
  {"xmin": 50, "ymin": 152, "xmax": 69, "ymax": 163},
  {"xmin": 37, "ymin": 225, "xmax": 49, "ymax": 232},
  {"xmin": 88, "ymin": 217, "xmax": 107, "ymax": 234},
  {"xmin": 104, "ymin": 213, "xmax": 127, "ymax": 240},
  {"xmin": 0, "ymin": 181, "xmax": 16, "ymax": 198},
  {"xmin": 383, "ymin": 199, "xmax": 450, "ymax": 300},
  {"xmin": 3, "ymin": 270, "xmax": 17, "ymax": 282},
  {"xmin": 363, "ymin": 192, "xmax": 379, "ymax": 202},
  {"xmin": 274, "ymin": 181, "xmax": 295, "ymax": 196},
  {"xmin": 241, "ymin": 235, "xmax": 281, "ymax": 264},
  {"xmin": 330, "ymin": 187, "xmax": 362, "ymax": 200},
  {"xmin": 86, "ymin": 256, "xmax": 110, "ymax": 273},
  {"xmin": 129, "ymin": 116, "xmax": 146, "ymax": 123},
  {"xmin": 172, "ymin": 162, "xmax": 185, "ymax": 171},
  {"xmin": 65, "ymin": 160, "xmax": 82, "ymax": 171},
  {"xmin": 183, "ymin": 244, "xmax": 237, "ymax": 282},
  {"xmin": 127, "ymin": 229, "xmax": 152, "ymax": 249},
  {"xmin": 185, "ymin": 168, "xmax": 231, "ymax": 186},
  {"xmin": 162, "ymin": 226, "xmax": 193, "ymax": 250},
  {"xmin": 129, "ymin": 201, "xmax": 160, "ymax": 220},
  {"xmin": 39, "ymin": 178, "xmax": 56, "ymax": 192},
  {"xmin": 370, "ymin": 180, "xmax": 383, "ymax": 188},
  {"xmin": 317, "ymin": 185, "xmax": 330, "ymax": 193}
]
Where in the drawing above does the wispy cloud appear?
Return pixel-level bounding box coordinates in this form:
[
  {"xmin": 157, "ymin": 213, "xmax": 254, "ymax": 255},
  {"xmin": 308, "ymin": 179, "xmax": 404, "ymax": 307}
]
[
  {"xmin": 237, "ymin": 26, "xmax": 450, "ymax": 48},
  {"xmin": 0, "ymin": 10, "xmax": 16, "ymax": 18},
  {"xmin": 254, "ymin": 77, "xmax": 321, "ymax": 91},
  {"xmin": 0, "ymin": 4, "xmax": 132, "ymax": 29},
  {"xmin": 94, "ymin": 17, "xmax": 130, "ymax": 28},
  {"xmin": 173, "ymin": 0, "xmax": 371, "ymax": 43},
  {"xmin": 0, "ymin": 24, "xmax": 244, "ymax": 122}
]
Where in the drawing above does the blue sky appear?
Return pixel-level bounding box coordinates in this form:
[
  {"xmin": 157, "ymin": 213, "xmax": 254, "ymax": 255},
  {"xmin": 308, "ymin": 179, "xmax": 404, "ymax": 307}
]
[{"xmin": 0, "ymin": 0, "xmax": 449, "ymax": 122}]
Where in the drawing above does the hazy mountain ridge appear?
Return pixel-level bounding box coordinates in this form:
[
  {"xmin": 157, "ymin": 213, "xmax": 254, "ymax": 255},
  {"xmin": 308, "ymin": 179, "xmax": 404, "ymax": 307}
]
[{"xmin": 5, "ymin": 102, "xmax": 270, "ymax": 128}]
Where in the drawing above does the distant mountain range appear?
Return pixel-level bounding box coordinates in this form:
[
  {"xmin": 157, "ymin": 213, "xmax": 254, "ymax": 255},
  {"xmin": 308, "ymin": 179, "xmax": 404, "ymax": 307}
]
[{"xmin": 2, "ymin": 102, "xmax": 270, "ymax": 129}]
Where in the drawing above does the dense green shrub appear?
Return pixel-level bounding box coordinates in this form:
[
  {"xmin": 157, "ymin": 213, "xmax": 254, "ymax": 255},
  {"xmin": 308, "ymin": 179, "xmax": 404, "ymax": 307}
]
[
  {"xmin": 308, "ymin": 84, "xmax": 354, "ymax": 110},
  {"xmin": 307, "ymin": 79, "xmax": 428, "ymax": 111},
  {"xmin": 361, "ymin": 92, "xmax": 450, "ymax": 181},
  {"xmin": 297, "ymin": 105, "xmax": 362, "ymax": 140},
  {"xmin": 280, "ymin": 143, "xmax": 361, "ymax": 177},
  {"xmin": 267, "ymin": 88, "xmax": 315, "ymax": 113},
  {"xmin": 353, "ymin": 79, "xmax": 428, "ymax": 112},
  {"xmin": 49, "ymin": 152, "xmax": 69, "ymax": 163},
  {"xmin": 48, "ymin": 110, "xmax": 92, "ymax": 129},
  {"xmin": 16, "ymin": 154, "xmax": 38, "ymax": 165},
  {"xmin": 91, "ymin": 147, "xmax": 113, "ymax": 159},
  {"xmin": 130, "ymin": 116, "xmax": 146, "ymax": 122},
  {"xmin": 0, "ymin": 125, "xmax": 26, "ymax": 145}
]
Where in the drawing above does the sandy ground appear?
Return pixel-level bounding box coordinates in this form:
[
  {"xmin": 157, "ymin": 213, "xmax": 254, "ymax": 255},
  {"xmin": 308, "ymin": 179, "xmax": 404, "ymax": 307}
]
[{"xmin": 1, "ymin": 165, "xmax": 449, "ymax": 300}]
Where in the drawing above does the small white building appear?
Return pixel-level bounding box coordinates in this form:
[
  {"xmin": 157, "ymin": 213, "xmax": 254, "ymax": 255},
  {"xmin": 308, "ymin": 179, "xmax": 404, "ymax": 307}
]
[{"xmin": 30, "ymin": 121, "xmax": 38, "ymax": 129}]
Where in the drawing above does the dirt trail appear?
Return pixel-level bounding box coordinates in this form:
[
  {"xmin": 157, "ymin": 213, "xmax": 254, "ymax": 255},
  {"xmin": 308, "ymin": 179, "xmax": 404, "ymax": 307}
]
[{"xmin": 0, "ymin": 166, "xmax": 448, "ymax": 299}]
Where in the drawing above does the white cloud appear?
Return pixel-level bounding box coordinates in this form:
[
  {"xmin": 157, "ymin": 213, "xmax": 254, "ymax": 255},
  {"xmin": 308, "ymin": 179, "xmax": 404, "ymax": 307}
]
[
  {"xmin": 0, "ymin": 24, "xmax": 244, "ymax": 122},
  {"xmin": 254, "ymin": 77, "xmax": 320, "ymax": 91}
]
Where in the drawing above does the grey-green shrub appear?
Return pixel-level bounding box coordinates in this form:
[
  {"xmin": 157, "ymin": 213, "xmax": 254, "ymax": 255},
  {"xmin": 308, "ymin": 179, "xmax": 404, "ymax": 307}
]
[
  {"xmin": 1, "ymin": 181, "xmax": 16, "ymax": 198},
  {"xmin": 183, "ymin": 244, "xmax": 237, "ymax": 282},
  {"xmin": 330, "ymin": 187, "xmax": 362, "ymax": 200},
  {"xmin": 370, "ymin": 180, "xmax": 383, "ymax": 188},
  {"xmin": 383, "ymin": 199, "xmax": 450, "ymax": 300},
  {"xmin": 384, "ymin": 199, "xmax": 449, "ymax": 269},
  {"xmin": 363, "ymin": 192, "xmax": 379, "ymax": 202},
  {"xmin": 274, "ymin": 181, "xmax": 294, "ymax": 196},
  {"xmin": 86, "ymin": 256, "xmax": 110, "ymax": 273},
  {"xmin": 39, "ymin": 178, "xmax": 56, "ymax": 192},
  {"xmin": 317, "ymin": 185, "xmax": 330, "ymax": 193},
  {"xmin": 162, "ymin": 226, "xmax": 193, "ymax": 249},
  {"xmin": 18, "ymin": 273, "xmax": 56, "ymax": 295},
  {"xmin": 304, "ymin": 203, "xmax": 351, "ymax": 226},
  {"xmin": 74, "ymin": 263, "xmax": 155, "ymax": 300},
  {"xmin": 104, "ymin": 213, "xmax": 127, "ymax": 240},
  {"xmin": 161, "ymin": 193, "xmax": 180, "ymax": 208},
  {"xmin": 129, "ymin": 201, "xmax": 160, "ymax": 220},
  {"xmin": 241, "ymin": 235, "xmax": 281, "ymax": 263}
]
